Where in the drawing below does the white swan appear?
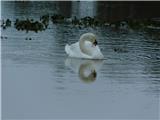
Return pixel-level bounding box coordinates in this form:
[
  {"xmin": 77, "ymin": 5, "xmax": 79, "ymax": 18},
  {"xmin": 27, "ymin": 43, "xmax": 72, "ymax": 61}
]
[{"xmin": 65, "ymin": 33, "xmax": 104, "ymax": 59}]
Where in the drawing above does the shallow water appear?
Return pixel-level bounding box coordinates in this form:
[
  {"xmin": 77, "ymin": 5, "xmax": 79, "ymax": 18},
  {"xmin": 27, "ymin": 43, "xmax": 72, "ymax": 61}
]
[{"xmin": 1, "ymin": 1, "xmax": 160, "ymax": 119}]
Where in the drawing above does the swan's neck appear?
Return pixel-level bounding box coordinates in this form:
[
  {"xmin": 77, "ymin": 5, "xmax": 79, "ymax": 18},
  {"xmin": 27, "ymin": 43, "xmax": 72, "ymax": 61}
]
[{"xmin": 79, "ymin": 38, "xmax": 92, "ymax": 56}]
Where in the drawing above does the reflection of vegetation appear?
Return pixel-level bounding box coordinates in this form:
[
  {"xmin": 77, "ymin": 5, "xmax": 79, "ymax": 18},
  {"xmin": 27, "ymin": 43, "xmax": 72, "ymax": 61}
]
[{"xmin": 1, "ymin": 14, "xmax": 160, "ymax": 34}]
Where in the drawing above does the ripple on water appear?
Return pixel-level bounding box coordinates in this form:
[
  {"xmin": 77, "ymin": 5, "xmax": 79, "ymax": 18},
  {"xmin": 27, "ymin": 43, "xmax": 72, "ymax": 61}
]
[{"xmin": 1, "ymin": 1, "xmax": 160, "ymax": 119}]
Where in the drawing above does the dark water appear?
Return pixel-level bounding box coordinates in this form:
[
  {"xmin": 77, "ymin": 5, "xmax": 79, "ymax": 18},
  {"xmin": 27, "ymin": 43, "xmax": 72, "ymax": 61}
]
[{"xmin": 1, "ymin": 1, "xmax": 160, "ymax": 119}]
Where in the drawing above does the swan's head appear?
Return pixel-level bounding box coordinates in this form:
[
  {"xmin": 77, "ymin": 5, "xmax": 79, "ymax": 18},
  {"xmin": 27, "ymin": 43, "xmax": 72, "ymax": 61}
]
[{"xmin": 80, "ymin": 33, "xmax": 98, "ymax": 46}]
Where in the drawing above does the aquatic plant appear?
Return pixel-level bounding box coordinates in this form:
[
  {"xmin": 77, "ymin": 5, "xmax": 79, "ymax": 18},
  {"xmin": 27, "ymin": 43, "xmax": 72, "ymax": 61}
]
[
  {"xmin": 14, "ymin": 19, "xmax": 44, "ymax": 32},
  {"xmin": 1, "ymin": 19, "xmax": 11, "ymax": 29},
  {"xmin": 6, "ymin": 19, "xmax": 12, "ymax": 27},
  {"xmin": 51, "ymin": 14, "xmax": 65, "ymax": 23},
  {"xmin": 1, "ymin": 13, "xmax": 160, "ymax": 34},
  {"xmin": 40, "ymin": 14, "xmax": 49, "ymax": 28}
]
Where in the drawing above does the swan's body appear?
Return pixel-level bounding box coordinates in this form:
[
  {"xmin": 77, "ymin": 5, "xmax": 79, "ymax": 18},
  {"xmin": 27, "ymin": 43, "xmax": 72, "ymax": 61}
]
[{"xmin": 65, "ymin": 33, "xmax": 104, "ymax": 59}]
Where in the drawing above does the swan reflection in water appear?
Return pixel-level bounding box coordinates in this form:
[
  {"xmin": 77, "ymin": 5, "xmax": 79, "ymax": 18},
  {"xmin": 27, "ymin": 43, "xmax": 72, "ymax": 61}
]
[{"xmin": 65, "ymin": 58, "xmax": 104, "ymax": 83}]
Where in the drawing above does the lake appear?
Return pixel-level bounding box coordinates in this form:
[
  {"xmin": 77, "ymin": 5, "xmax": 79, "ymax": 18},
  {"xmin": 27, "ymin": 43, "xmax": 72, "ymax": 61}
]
[{"xmin": 1, "ymin": 1, "xmax": 160, "ymax": 119}]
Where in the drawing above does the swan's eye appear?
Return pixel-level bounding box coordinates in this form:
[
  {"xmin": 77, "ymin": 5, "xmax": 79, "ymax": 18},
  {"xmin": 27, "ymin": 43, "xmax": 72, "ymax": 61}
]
[{"xmin": 93, "ymin": 40, "xmax": 98, "ymax": 46}]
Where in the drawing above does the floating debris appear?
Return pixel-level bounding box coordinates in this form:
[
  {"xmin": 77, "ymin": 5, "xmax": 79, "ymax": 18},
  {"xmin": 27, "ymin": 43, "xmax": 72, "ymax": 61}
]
[
  {"xmin": 113, "ymin": 47, "xmax": 128, "ymax": 53},
  {"xmin": 25, "ymin": 37, "xmax": 32, "ymax": 40},
  {"xmin": 1, "ymin": 36, "xmax": 8, "ymax": 39}
]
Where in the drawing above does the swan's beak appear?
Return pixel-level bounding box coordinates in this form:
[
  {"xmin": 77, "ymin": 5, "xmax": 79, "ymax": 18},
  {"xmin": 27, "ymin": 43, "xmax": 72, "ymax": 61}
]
[{"xmin": 93, "ymin": 41, "xmax": 98, "ymax": 46}]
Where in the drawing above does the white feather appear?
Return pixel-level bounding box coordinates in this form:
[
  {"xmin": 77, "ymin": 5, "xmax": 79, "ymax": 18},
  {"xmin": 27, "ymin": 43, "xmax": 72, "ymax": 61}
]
[{"xmin": 65, "ymin": 33, "xmax": 104, "ymax": 59}]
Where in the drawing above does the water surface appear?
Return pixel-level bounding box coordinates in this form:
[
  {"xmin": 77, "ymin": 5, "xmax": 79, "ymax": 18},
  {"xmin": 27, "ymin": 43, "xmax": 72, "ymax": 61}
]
[{"xmin": 1, "ymin": 1, "xmax": 160, "ymax": 119}]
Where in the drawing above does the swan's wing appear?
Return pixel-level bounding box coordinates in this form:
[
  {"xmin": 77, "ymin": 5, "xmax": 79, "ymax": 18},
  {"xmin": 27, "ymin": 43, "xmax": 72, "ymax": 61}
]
[
  {"xmin": 68, "ymin": 42, "xmax": 84, "ymax": 58},
  {"xmin": 65, "ymin": 42, "xmax": 83, "ymax": 58},
  {"xmin": 65, "ymin": 42, "xmax": 92, "ymax": 59},
  {"xmin": 70, "ymin": 42, "xmax": 81, "ymax": 54},
  {"xmin": 65, "ymin": 42, "xmax": 79, "ymax": 56}
]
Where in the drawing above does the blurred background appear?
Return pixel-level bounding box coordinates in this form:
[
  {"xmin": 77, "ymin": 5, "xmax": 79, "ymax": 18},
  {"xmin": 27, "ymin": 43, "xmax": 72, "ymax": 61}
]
[{"xmin": 1, "ymin": 1, "xmax": 160, "ymax": 21}]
